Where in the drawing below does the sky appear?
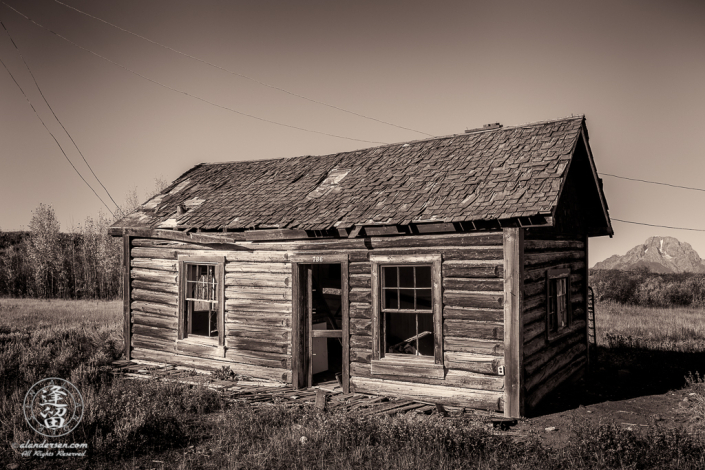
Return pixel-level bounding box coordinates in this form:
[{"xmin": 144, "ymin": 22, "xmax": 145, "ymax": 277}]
[{"xmin": 0, "ymin": 0, "xmax": 703, "ymax": 266}]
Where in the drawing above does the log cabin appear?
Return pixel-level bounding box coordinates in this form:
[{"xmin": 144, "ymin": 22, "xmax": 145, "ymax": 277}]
[{"xmin": 110, "ymin": 115, "xmax": 612, "ymax": 417}]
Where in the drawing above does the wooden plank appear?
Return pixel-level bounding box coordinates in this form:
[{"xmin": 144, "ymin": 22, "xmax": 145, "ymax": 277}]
[
  {"xmin": 443, "ymin": 278, "xmax": 504, "ymax": 291},
  {"xmin": 350, "ymin": 347, "xmax": 371, "ymax": 364},
  {"xmin": 432, "ymin": 256, "xmax": 443, "ymax": 365},
  {"xmin": 349, "ymin": 262, "xmax": 371, "ymax": 275},
  {"xmin": 342, "ymin": 257, "xmax": 351, "ymax": 394},
  {"xmin": 131, "ymin": 279, "xmax": 179, "ymax": 295},
  {"xmin": 444, "ymin": 352, "xmax": 505, "ymax": 375},
  {"xmin": 523, "ymin": 319, "xmax": 545, "ymax": 344},
  {"xmin": 312, "ymin": 329, "xmax": 342, "ymax": 338},
  {"xmin": 225, "ymin": 289, "xmax": 292, "ymax": 301},
  {"xmin": 244, "ymin": 229, "xmax": 310, "ymax": 241},
  {"xmin": 503, "ymin": 227, "xmax": 524, "ymax": 418},
  {"xmin": 130, "ymin": 348, "xmax": 291, "ymax": 382},
  {"xmin": 351, "ymin": 377, "xmax": 503, "ymax": 411},
  {"xmin": 224, "ymin": 276, "xmax": 290, "ymax": 288},
  {"xmin": 225, "ymin": 337, "xmax": 290, "ymax": 354},
  {"xmin": 132, "ymin": 238, "xmax": 216, "ymax": 249},
  {"xmin": 123, "ymin": 235, "xmax": 132, "ymax": 360},
  {"xmin": 133, "ymin": 312, "xmax": 178, "ymax": 330},
  {"xmin": 132, "ymin": 324, "xmax": 176, "ymax": 342},
  {"xmin": 225, "ymin": 262, "xmax": 290, "ymax": 273},
  {"xmin": 131, "ymin": 247, "xmax": 178, "ymax": 260},
  {"xmin": 413, "ymin": 222, "xmax": 456, "ymax": 234},
  {"xmin": 442, "ymin": 264, "xmax": 504, "ymax": 279},
  {"xmin": 176, "ymin": 340, "xmax": 223, "ymax": 359},
  {"xmin": 226, "ymin": 252, "xmax": 289, "ymax": 263},
  {"xmin": 224, "ymin": 299, "xmax": 292, "ymax": 313},
  {"xmin": 350, "ymin": 247, "xmax": 504, "ymax": 263},
  {"xmin": 443, "ymin": 291, "xmax": 504, "ymax": 309},
  {"xmin": 371, "ymin": 262, "xmax": 380, "ymax": 360},
  {"xmin": 364, "ymin": 226, "xmax": 402, "ymax": 237},
  {"xmin": 524, "ymin": 329, "xmax": 584, "ymax": 376},
  {"xmin": 349, "ymin": 275, "xmax": 371, "ymax": 289},
  {"xmin": 349, "ymin": 363, "xmax": 504, "ymax": 391},
  {"xmin": 350, "ymin": 318, "xmax": 372, "ymax": 336},
  {"xmin": 227, "ymin": 327, "xmax": 290, "ymax": 342},
  {"xmin": 131, "ymin": 333, "xmax": 175, "ymax": 352},
  {"xmin": 131, "ymin": 288, "xmax": 178, "ymax": 307},
  {"xmin": 349, "ymin": 303, "xmax": 371, "ymax": 319},
  {"xmin": 523, "ymin": 240, "xmax": 585, "ymax": 251},
  {"xmin": 371, "ymin": 360, "xmax": 444, "ymax": 379},
  {"xmin": 131, "ymin": 268, "xmax": 177, "ymax": 284},
  {"xmin": 443, "ymin": 306, "xmax": 503, "ymax": 322},
  {"xmin": 523, "ymin": 334, "xmax": 546, "ymax": 358},
  {"xmin": 523, "ymin": 304, "xmax": 544, "ymax": 325},
  {"xmin": 131, "ymin": 258, "xmax": 178, "ymax": 272},
  {"xmin": 225, "ymin": 351, "xmax": 290, "ymax": 369},
  {"xmin": 351, "ymin": 335, "xmax": 372, "ymax": 349},
  {"xmin": 132, "ymin": 301, "xmax": 177, "ymax": 317},
  {"xmin": 292, "ymin": 263, "xmax": 305, "ymax": 389},
  {"xmin": 349, "ymin": 288, "xmax": 371, "ymax": 303},
  {"xmin": 444, "ymin": 337, "xmax": 504, "ymax": 356},
  {"xmin": 443, "ymin": 320, "xmax": 503, "ymax": 340},
  {"xmin": 524, "ymin": 251, "xmax": 584, "ymax": 267},
  {"xmin": 369, "ymin": 232, "xmax": 503, "ymax": 249},
  {"xmin": 524, "ymin": 261, "xmax": 585, "ymax": 283},
  {"xmin": 225, "ymin": 312, "xmax": 291, "ymax": 327}
]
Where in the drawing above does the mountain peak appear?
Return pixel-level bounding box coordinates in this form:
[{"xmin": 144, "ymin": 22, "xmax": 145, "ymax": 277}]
[{"xmin": 594, "ymin": 236, "xmax": 705, "ymax": 273}]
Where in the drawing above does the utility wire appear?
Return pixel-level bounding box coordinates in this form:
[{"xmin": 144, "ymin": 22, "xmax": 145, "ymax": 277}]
[
  {"xmin": 602, "ymin": 173, "xmax": 705, "ymax": 193},
  {"xmin": 52, "ymin": 0, "xmax": 433, "ymax": 138},
  {"xmin": 1, "ymin": 21, "xmax": 119, "ymax": 210},
  {"xmin": 0, "ymin": 56, "xmax": 115, "ymax": 215},
  {"xmin": 612, "ymin": 218, "xmax": 705, "ymax": 232},
  {"xmin": 2, "ymin": 2, "xmax": 388, "ymax": 145}
]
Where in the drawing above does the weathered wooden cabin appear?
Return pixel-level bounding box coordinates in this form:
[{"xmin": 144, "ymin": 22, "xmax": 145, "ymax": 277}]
[{"xmin": 110, "ymin": 116, "xmax": 612, "ymax": 417}]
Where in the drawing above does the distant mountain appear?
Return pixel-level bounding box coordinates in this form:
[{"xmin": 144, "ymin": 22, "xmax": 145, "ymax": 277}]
[{"xmin": 593, "ymin": 236, "xmax": 705, "ymax": 273}]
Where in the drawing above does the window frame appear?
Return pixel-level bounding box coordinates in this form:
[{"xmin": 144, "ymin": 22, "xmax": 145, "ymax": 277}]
[
  {"xmin": 177, "ymin": 255, "xmax": 225, "ymax": 348},
  {"xmin": 546, "ymin": 267, "xmax": 571, "ymax": 342},
  {"xmin": 370, "ymin": 254, "xmax": 443, "ymax": 374}
]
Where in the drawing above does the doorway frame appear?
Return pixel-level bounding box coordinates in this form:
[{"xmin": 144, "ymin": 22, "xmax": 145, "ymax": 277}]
[{"xmin": 291, "ymin": 253, "xmax": 349, "ymax": 393}]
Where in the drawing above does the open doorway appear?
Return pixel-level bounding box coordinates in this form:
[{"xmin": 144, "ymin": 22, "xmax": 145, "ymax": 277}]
[{"xmin": 292, "ymin": 255, "xmax": 349, "ymax": 392}]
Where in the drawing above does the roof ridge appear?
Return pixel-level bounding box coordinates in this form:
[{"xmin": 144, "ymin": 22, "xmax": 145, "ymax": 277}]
[{"xmin": 197, "ymin": 115, "xmax": 585, "ymax": 167}]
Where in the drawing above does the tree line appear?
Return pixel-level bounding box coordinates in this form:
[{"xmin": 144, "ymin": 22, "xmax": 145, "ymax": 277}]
[{"xmin": 0, "ymin": 181, "xmax": 165, "ymax": 300}]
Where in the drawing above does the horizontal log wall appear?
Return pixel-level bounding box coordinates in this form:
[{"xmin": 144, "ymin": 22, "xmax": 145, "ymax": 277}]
[
  {"xmin": 128, "ymin": 237, "xmax": 293, "ymax": 382},
  {"xmin": 522, "ymin": 237, "xmax": 588, "ymax": 411},
  {"xmin": 127, "ymin": 231, "xmax": 507, "ymax": 408}
]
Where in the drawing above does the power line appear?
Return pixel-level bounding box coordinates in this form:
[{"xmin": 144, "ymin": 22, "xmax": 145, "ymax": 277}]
[
  {"xmin": 2, "ymin": 1, "xmax": 389, "ymax": 145},
  {"xmin": 612, "ymin": 218, "xmax": 705, "ymax": 232},
  {"xmin": 52, "ymin": 0, "xmax": 433, "ymax": 138},
  {"xmin": 0, "ymin": 55, "xmax": 115, "ymax": 215},
  {"xmin": 1, "ymin": 21, "xmax": 119, "ymax": 210},
  {"xmin": 602, "ymin": 173, "xmax": 705, "ymax": 193}
]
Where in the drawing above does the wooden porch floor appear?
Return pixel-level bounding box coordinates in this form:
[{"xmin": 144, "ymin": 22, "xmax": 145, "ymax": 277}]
[{"xmin": 109, "ymin": 359, "xmax": 506, "ymax": 420}]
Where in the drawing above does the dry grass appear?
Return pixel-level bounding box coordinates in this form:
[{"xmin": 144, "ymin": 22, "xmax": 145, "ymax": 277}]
[
  {"xmin": 0, "ymin": 298, "xmax": 121, "ymax": 331},
  {"xmin": 595, "ymin": 301, "xmax": 705, "ymax": 352}
]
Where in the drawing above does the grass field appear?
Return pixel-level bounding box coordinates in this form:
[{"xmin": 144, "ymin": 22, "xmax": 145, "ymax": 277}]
[
  {"xmin": 1, "ymin": 299, "xmax": 705, "ymax": 469},
  {"xmin": 596, "ymin": 301, "xmax": 705, "ymax": 352}
]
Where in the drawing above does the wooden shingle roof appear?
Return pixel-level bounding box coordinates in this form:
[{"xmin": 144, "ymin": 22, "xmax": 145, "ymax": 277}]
[{"xmin": 113, "ymin": 116, "xmax": 605, "ymax": 232}]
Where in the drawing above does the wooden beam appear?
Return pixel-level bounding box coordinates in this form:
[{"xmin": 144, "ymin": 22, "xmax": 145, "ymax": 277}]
[
  {"xmin": 363, "ymin": 225, "xmax": 402, "ymax": 237},
  {"xmin": 503, "ymin": 227, "xmax": 524, "ymax": 418},
  {"xmin": 109, "ymin": 227, "xmax": 246, "ymax": 243},
  {"xmin": 244, "ymin": 229, "xmax": 312, "ymax": 241},
  {"xmin": 123, "ymin": 235, "xmax": 133, "ymax": 360},
  {"xmin": 413, "ymin": 222, "xmax": 456, "ymax": 234},
  {"xmin": 341, "ymin": 257, "xmax": 350, "ymax": 394}
]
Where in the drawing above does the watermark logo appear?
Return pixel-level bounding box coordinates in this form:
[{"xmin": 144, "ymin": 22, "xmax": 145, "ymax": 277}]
[{"xmin": 23, "ymin": 378, "xmax": 83, "ymax": 437}]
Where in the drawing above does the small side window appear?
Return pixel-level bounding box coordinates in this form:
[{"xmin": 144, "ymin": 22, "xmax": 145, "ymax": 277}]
[
  {"xmin": 546, "ymin": 268, "xmax": 571, "ymax": 341},
  {"xmin": 178, "ymin": 256, "xmax": 225, "ymax": 346}
]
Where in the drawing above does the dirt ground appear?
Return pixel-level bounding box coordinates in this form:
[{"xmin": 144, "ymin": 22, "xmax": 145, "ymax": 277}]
[{"xmin": 507, "ymin": 346, "xmax": 705, "ymax": 448}]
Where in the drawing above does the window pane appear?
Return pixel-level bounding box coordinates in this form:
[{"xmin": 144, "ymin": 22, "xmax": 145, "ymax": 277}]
[
  {"xmin": 398, "ymin": 267, "xmax": 414, "ymax": 288},
  {"xmin": 399, "ymin": 289, "xmax": 415, "ymax": 309},
  {"xmin": 383, "ymin": 267, "xmax": 397, "ymax": 288},
  {"xmin": 415, "ymin": 266, "xmax": 432, "ymax": 288},
  {"xmin": 384, "ymin": 289, "xmax": 398, "ymax": 310},
  {"xmin": 416, "ymin": 289, "xmax": 432, "ymax": 310},
  {"xmin": 386, "ymin": 312, "xmax": 416, "ymax": 354},
  {"xmin": 417, "ymin": 313, "xmax": 434, "ymax": 356}
]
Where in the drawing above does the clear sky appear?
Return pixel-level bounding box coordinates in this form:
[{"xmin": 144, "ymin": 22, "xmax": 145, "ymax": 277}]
[{"xmin": 1, "ymin": 0, "xmax": 703, "ymax": 266}]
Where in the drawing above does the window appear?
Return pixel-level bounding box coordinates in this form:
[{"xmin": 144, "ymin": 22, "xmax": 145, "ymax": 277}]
[
  {"xmin": 178, "ymin": 256, "xmax": 225, "ymax": 345},
  {"xmin": 382, "ymin": 265, "xmax": 434, "ymax": 356},
  {"xmin": 370, "ymin": 254, "xmax": 442, "ymax": 375},
  {"xmin": 546, "ymin": 268, "xmax": 571, "ymax": 340}
]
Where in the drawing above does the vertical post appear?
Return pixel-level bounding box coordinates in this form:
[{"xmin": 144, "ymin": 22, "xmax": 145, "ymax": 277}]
[
  {"xmin": 341, "ymin": 258, "xmax": 350, "ymax": 393},
  {"xmin": 306, "ymin": 265, "xmax": 313, "ymax": 388},
  {"xmin": 584, "ymin": 234, "xmax": 590, "ymax": 369},
  {"xmin": 292, "ymin": 263, "xmax": 305, "ymax": 389},
  {"xmin": 123, "ymin": 235, "xmax": 132, "ymax": 360},
  {"xmin": 432, "ymin": 257, "xmax": 443, "ymax": 365},
  {"xmin": 503, "ymin": 227, "xmax": 524, "ymax": 418},
  {"xmin": 370, "ymin": 260, "xmax": 380, "ymax": 361}
]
